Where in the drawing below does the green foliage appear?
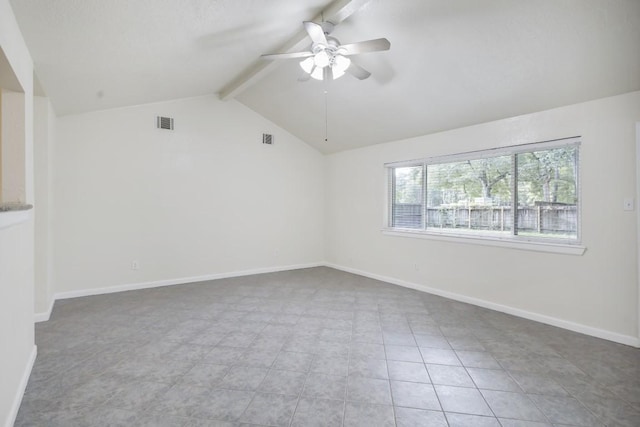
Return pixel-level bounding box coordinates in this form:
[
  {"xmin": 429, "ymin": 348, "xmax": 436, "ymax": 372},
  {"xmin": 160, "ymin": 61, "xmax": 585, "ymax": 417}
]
[
  {"xmin": 517, "ymin": 147, "xmax": 577, "ymax": 205},
  {"xmin": 427, "ymin": 155, "xmax": 512, "ymax": 206},
  {"xmin": 394, "ymin": 166, "xmax": 423, "ymax": 204},
  {"xmin": 392, "ymin": 146, "xmax": 578, "ymax": 209}
]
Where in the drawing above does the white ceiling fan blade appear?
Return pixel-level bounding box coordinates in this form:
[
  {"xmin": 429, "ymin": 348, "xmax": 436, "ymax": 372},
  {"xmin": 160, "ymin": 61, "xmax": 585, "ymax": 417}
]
[
  {"xmin": 339, "ymin": 38, "xmax": 390, "ymax": 55},
  {"xmin": 304, "ymin": 21, "xmax": 328, "ymax": 46},
  {"xmin": 261, "ymin": 51, "xmax": 314, "ymax": 60},
  {"xmin": 346, "ymin": 61, "xmax": 371, "ymax": 80}
]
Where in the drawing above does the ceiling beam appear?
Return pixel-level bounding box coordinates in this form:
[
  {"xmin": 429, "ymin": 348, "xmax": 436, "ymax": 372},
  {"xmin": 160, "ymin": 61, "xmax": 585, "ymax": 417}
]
[{"xmin": 217, "ymin": 0, "xmax": 371, "ymax": 101}]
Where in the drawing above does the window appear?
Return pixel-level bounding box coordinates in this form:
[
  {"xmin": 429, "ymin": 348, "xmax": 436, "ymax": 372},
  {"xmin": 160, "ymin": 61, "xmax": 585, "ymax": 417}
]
[{"xmin": 387, "ymin": 138, "xmax": 580, "ymax": 246}]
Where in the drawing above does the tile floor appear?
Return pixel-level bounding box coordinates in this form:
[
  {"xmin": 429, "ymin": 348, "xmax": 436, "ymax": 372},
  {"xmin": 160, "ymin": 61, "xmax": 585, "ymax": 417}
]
[{"xmin": 15, "ymin": 267, "xmax": 640, "ymax": 426}]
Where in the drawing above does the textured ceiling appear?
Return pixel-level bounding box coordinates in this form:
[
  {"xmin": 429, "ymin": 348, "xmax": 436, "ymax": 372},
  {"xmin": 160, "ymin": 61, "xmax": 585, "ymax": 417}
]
[{"xmin": 10, "ymin": 0, "xmax": 640, "ymax": 154}]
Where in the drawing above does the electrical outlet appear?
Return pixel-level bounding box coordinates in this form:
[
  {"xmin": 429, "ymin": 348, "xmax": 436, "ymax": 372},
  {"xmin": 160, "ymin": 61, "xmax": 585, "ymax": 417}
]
[
  {"xmin": 624, "ymin": 198, "xmax": 634, "ymax": 211},
  {"xmin": 131, "ymin": 260, "xmax": 139, "ymax": 270}
]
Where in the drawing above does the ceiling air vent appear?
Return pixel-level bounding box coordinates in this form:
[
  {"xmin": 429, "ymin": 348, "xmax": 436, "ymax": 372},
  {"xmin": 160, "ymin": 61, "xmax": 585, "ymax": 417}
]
[
  {"xmin": 262, "ymin": 133, "xmax": 273, "ymax": 145},
  {"xmin": 157, "ymin": 116, "xmax": 174, "ymax": 130}
]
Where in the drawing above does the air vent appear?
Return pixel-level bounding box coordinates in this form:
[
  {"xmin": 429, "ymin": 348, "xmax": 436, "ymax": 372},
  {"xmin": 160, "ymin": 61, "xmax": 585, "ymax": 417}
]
[
  {"xmin": 157, "ymin": 116, "xmax": 174, "ymax": 130},
  {"xmin": 262, "ymin": 133, "xmax": 273, "ymax": 145}
]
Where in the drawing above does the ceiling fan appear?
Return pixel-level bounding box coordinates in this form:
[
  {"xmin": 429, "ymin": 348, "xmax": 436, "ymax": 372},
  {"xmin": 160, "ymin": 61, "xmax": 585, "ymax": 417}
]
[{"xmin": 261, "ymin": 21, "xmax": 390, "ymax": 81}]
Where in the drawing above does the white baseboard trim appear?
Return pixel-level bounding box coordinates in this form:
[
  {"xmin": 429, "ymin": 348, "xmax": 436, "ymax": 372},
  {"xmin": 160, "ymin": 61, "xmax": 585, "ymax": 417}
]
[
  {"xmin": 5, "ymin": 345, "xmax": 37, "ymax": 427},
  {"xmin": 325, "ymin": 262, "xmax": 640, "ymax": 348},
  {"xmin": 38, "ymin": 261, "xmax": 639, "ymax": 348},
  {"xmin": 53, "ymin": 262, "xmax": 324, "ymax": 301},
  {"xmin": 34, "ymin": 298, "xmax": 55, "ymax": 323}
]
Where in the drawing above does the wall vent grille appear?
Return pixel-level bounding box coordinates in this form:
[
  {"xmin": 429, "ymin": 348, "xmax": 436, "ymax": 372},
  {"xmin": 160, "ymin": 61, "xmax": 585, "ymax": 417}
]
[
  {"xmin": 157, "ymin": 116, "xmax": 174, "ymax": 130},
  {"xmin": 262, "ymin": 133, "xmax": 273, "ymax": 145}
]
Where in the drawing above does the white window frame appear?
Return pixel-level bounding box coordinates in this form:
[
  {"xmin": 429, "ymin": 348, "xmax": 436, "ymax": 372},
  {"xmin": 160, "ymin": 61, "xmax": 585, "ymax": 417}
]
[{"xmin": 383, "ymin": 137, "xmax": 585, "ymax": 255}]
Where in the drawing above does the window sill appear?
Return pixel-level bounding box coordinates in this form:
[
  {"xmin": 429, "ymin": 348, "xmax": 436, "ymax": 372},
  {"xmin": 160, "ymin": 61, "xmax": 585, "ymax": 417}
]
[
  {"xmin": 382, "ymin": 228, "xmax": 586, "ymax": 255},
  {"xmin": 0, "ymin": 204, "xmax": 33, "ymax": 230}
]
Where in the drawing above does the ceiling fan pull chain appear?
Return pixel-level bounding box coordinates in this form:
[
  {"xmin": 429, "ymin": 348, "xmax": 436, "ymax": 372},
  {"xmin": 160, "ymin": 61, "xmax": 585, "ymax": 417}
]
[{"xmin": 324, "ymin": 89, "xmax": 329, "ymax": 142}]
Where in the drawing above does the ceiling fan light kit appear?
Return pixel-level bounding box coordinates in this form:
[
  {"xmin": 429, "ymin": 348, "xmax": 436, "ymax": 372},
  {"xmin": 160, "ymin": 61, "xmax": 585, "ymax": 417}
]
[
  {"xmin": 299, "ymin": 51, "xmax": 351, "ymax": 81},
  {"xmin": 313, "ymin": 50, "xmax": 331, "ymax": 68},
  {"xmin": 261, "ymin": 20, "xmax": 390, "ymax": 81},
  {"xmin": 331, "ymin": 55, "xmax": 351, "ymax": 79}
]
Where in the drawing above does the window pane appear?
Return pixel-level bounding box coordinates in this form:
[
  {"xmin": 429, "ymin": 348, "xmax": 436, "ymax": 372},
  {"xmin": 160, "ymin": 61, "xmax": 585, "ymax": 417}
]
[
  {"xmin": 426, "ymin": 156, "xmax": 512, "ymax": 233},
  {"xmin": 392, "ymin": 166, "xmax": 423, "ymax": 229},
  {"xmin": 516, "ymin": 146, "xmax": 578, "ymax": 239}
]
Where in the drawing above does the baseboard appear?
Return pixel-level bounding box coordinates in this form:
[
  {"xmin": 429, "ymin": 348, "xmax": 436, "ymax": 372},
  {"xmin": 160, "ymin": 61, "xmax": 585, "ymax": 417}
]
[
  {"xmin": 34, "ymin": 298, "xmax": 54, "ymax": 323},
  {"xmin": 5, "ymin": 345, "xmax": 37, "ymax": 427},
  {"xmin": 325, "ymin": 262, "xmax": 640, "ymax": 348},
  {"xmin": 54, "ymin": 262, "xmax": 324, "ymax": 301},
  {"xmin": 39, "ymin": 261, "xmax": 640, "ymax": 348}
]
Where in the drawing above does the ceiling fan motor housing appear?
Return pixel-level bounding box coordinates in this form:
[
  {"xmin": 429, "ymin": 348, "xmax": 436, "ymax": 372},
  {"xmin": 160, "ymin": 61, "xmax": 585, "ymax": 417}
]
[
  {"xmin": 312, "ymin": 36, "xmax": 341, "ymax": 54},
  {"xmin": 320, "ymin": 21, "xmax": 335, "ymax": 35}
]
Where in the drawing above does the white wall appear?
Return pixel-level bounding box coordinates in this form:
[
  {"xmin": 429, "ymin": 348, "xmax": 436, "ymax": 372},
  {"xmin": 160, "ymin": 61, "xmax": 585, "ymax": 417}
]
[
  {"xmin": 326, "ymin": 91, "xmax": 640, "ymax": 345},
  {"xmin": 49, "ymin": 90, "xmax": 640, "ymax": 346},
  {"xmin": 0, "ymin": 0, "xmax": 35, "ymax": 426},
  {"xmin": 0, "ymin": 219, "xmax": 34, "ymax": 426},
  {"xmin": 1, "ymin": 89, "xmax": 26, "ymax": 202},
  {"xmin": 52, "ymin": 95, "xmax": 325, "ymax": 295},
  {"xmin": 34, "ymin": 96, "xmax": 54, "ymax": 316}
]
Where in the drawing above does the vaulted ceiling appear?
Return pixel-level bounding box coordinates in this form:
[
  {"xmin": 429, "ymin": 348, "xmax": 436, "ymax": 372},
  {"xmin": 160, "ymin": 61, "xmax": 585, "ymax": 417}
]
[{"xmin": 10, "ymin": 0, "xmax": 640, "ymax": 153}]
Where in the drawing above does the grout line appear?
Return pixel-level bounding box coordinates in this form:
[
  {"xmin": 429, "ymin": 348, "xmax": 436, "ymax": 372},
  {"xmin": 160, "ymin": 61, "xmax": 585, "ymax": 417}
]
[
  {"xmin": 417, "ymin": 328, "xmax": 448, "ymax": 426},
  {"xmin": 378, "ymin": 306, "xmax": 399, "ymax": 427},
  {"xmin": 285, "ymin": 327, "xmax": 315, "ymax": 427},
  {"xmin": 343, "ymin": 314, "xmax": 354, "ymax": 427},
  {"xmin": 25, "ymin": 269, "xmax": 640, "ymax": 427}
]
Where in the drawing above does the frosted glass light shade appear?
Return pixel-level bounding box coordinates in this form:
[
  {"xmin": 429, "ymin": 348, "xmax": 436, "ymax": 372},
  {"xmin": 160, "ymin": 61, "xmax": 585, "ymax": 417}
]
[
  {"xmin": 300, "ymin": 52, "xmax": 350, "ymax": 81},
  {"xmin": 332, "ymin": 55, "xmax": 351, "ymax": 79},
  {"xmin": 333, "ymin": 55, "xmax": 351, "ymax": 73},
  {"xmin": 314, "ymin": 50, "xmax": 330, "ymax": 68},
  {"xmin": 299, "ymin": 57, "xmax": 314, "ymax": 73},
  {"xmin": 310, "ymin": 67, "xmax": 324, "ymax": 80}
]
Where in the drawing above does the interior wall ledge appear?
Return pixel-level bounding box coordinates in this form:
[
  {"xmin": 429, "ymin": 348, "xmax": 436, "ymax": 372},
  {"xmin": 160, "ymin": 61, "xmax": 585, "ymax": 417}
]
[{"xmin": 0, "ymin": 205, "xmax": 32, "ymax": 230}]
